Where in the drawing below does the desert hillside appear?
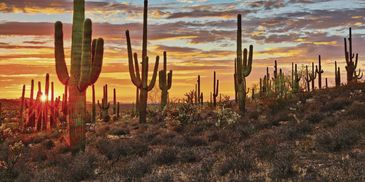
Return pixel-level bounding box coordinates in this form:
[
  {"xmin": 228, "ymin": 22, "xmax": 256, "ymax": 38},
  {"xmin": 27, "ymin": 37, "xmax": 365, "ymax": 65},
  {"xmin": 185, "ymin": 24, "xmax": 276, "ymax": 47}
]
[{"xmin": 1, "ymin": 83, "xmax": 365, "ymax": 181}]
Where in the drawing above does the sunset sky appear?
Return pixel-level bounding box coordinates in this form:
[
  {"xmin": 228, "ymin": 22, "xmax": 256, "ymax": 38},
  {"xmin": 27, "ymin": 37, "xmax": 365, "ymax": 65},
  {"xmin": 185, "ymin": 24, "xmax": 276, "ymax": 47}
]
[{"xmin": 0, "ymin": 0, "xmax": 365, "ymax": 102}]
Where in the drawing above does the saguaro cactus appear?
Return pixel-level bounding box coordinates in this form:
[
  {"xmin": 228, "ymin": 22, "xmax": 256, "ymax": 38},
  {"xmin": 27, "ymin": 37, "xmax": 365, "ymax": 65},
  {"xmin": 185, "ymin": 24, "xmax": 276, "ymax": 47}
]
[
  {"xmin": 91, "ymin": 85, "xmax": 96, "ymax": 123},
  {"xmin": 113, "ymin": 88, "xmax": 117, "ymax": 115},
  {"xmin": 344, "ymin": 27, "xmax": 362, "ymax": 83},
  {"xmin": 98, "ymin": 85, "xmax": 110, "ymax": 122},
  {"xmin": 159, "ymin": 51, "xmax": 173, "ymax": 109},
  {"xmin": 54, "ymin": 0, "xmax": 104, "ymax": 149},
  {"xmin": 126, "ymin": 0, "xmax": 159, "ymax": 123},
  {"xmin": 305, "ymin": 63, "xmax": 317, "ymax": 92},
  {"xmin": 213, "ymin": 71, "xmax": 219, "ymax": 107},
  {"xmin": 316, "ymin": 55, "xmax": 324, "ymax": 89},
  {"xmin": 335, "ymin": 61, "xmax": 341, "ymax": 87},
  {"xmin": 235, "ymin": 14, "xmax": 253, "ymax": 114},
  {"xmin": 291, "ymin": 63, "xmax": 301, "ymax": 93},
  {"xmin": 20, "ymin": 84, "xmax": 26, "ymax": 128}
]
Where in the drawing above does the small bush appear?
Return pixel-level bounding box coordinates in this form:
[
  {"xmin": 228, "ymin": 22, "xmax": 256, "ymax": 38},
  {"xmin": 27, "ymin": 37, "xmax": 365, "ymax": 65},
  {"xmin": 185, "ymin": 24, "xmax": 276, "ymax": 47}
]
[
  {"xmin": 321, "ymin": 97, "xmax": 350, "ymax": 112},
  {"xmin": 155, "ymin": 147, "xmax": 178, "ymax": 165},
  {"xmin": 96, "ymin": 138, "xmax": 148, "ymax": 161},
  {"xmin": 270, "ymin": 148, "xmax": 295, "ymax": 179},
  {"xmin": 316, "ymin": 126, "xmax": 361, "ymax": 152},
  {"xmin": 305, "ymin": 112, "xmax": 324, "ymax": 124},
  {"xmin": 179, "ymin": 149, "xmax": 198, "ymax": 163},
  {"xmin": 218, "ymin": 152, "xmax": 255, "ymax": 176},
  {"xmin": 122, "ymin": 157, "xmax": 153, "ymax": 180},
  {"xmin": 347, "ymin": 101, "xmax": 365, "ymax": 118}
]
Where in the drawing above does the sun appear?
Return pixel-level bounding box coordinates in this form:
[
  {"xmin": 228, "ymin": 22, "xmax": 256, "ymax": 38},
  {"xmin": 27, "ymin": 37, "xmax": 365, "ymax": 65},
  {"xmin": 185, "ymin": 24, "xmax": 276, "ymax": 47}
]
[{"xmin": 41, "ymin": 94, "xmax": 47, "ymax": 102}]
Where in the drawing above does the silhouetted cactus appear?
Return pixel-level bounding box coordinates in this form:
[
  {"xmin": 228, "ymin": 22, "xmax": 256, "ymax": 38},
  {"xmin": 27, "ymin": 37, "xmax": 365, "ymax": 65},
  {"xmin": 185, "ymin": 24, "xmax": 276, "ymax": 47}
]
[
  {"xmin": 325, "ymin": 78, "xmax": 328, "ymax": 88},
  {"xmin": 235, "ymin": 14, "xmax": 253, "ymax": 114},
  {"xmin": 20, "ymin": 84, "xmax": 25, "ymax": 129},
  {"xmin": 335, "ymin": 61, "xmax": 341, "ymax": 87},
  {"xmin": 159, "ymin": 51, "xmax": 173, "ymax": 109},
  {"xmin": 305, "ymin": 63, "xmax": 317, "ymax": 92},
  {"xmin": 126, "ymin": 0, "xmax": 159, "ymax": 123},
  {"xmin": 213, "ymin": 71, "xmax": 219, "ymax": 107},
  {"xmin": 194, "ymin": 75, "xmax": 202, "ymax": 105},
  {"xmin": 92, "ymin": 85, "xmax": 96, "ymax": 123},
  {"xmin": 113, "ymin": 88, "xmax": 117, "ymax": 115},
  {"xmin": 98, "ymin": 84, "xmax": 110, "ymax": 122},
  {"xmin": 54, "ymin": 0, "xmax": 104, "ymax": 149},
  {"xmin": 316, "ymin": 55, "xmax": 324, "ymax": 89},
  {"xmin": 291, "ymin": 63, "xmax": 301, "ymax": 93},
  {"xmin": 344, "ymin": 27, "xmax": 362, "ymax": 83}
]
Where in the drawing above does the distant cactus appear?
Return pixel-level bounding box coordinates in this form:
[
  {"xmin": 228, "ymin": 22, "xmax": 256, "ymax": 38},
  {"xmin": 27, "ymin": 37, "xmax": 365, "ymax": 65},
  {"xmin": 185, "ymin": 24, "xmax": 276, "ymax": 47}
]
[
  {"xmin": 335, "ymin": 61, "xmax": 341, "ymax": 87},
  {"xmin": 159, "ymin": 51, "xmax": 173, "ymax": 109},
  {"xmin": 194, "ymin": 75, "xmax": 202, "ymax": 105},
  {"xmin": 91, "ymin": 85, "xmax": 96, "ymax": 123},
  {"xmin": 213, "ymin": 71, "xmax": 219, "ymax": 107},
  {"xmin": 305, "ymin": 63, "xmax": 317, "ymax": 92},
  {"xmin": 20, "ymin": 84, "xmax": 25, "ymax": 129},
  {"xmin": 316, "ymin": 55, "xmax": 324, "ymax": 89},
  {"xmin": 235, "ymin": 14, "xmax": 253, "ymax": 114},
  {"xmin": 54, "ymin": 0, "xmax": 104, "ymax": 149},
  {"xmin": 98, "ymin": 85, "xmax": 110, "ymax": 122},
  {"xmin": 291, "ymin": 63, "xmax": 301, "ymax": 93},
  {"xmin": 325, "ymin": 78, "xmax": 328, "ymax": 88},
  {"xmin": 344, "ymin": 27, "xmax": 362, "ymax": 83},
  {"xmin": 126, "ymin": 0, "xmax": 159, "ymax": 123},
  {"xmin": 113, "ymin": 88, "xmax": 117, "ymax": 115}
]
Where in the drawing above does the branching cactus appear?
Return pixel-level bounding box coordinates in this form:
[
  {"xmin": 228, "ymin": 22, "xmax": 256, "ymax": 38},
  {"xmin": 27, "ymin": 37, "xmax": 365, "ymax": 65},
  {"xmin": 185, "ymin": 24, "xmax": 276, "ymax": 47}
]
[
  {"xmin": 344, "ymin": 27, "xmax": 362, "ymax": 83},
  {"xmin": 235, "ymin": 14, "xmax": 253, "ymax": 114},
  {"xmin": 291, "ymin": 63, "xmax": 301, "ymax": 93},
  {"xmin": 213, "ymin": 71, "xmax": 219, "ymax": 107},
  {"xmin": 159, "ymin": 51, "xmax": 173, "ymax": 109},
  {"xmin": 305, "ymin": 63, "xmax": 317, "ymax": 92},
  {"xmin": 316, "ymin": 55, "xmax": 324, "ymax": 89},
  {"xmin": 126, "ymin": 0, "xmax": 159, "ymax": 123},
  {"xmin": 98, "ymin": 85, "xmax": 110, "ymax": 122},
  {"xmin": 54, "ymin": 0, "xmax": 104, "ymax": 149}
]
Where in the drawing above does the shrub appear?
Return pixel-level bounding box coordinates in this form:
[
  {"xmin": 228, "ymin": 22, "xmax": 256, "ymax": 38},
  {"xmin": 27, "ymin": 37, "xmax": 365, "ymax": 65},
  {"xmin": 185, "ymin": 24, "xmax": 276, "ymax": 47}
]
[
  {"xmin": 155, "ymin": 147, "xmax": 178, "ymax": 165},
  {"xmin": 347, "ymin": 101, "xmax": 365, "ymax": 119},
  {"xmin": 316, "ymin": 126, "xmax": 361, "ymax": 152},
  {"xmin": 96, "ymin": 138, "xmax": 148, "ymax": 161},
  {"xmin": 218, "ymin": 152, "xmax": 255, "ymax": 176},
  {"xmin": 270, "ymin": 148, "xmax": 295, "ymax": 179},
  {"xmin": 321, "ymin": 97, "xmax": 350, "ymax": 112},
  {"xmin": 305, "ymin": 112, "xmax": 324, "ymax": 124},
  {"xmin": 179, "ymin": 149, "xmax": 198, "ymax": 163},
  {"xmin": 121, "ymin": 156, "xmax": 153, "ymax": 180}
]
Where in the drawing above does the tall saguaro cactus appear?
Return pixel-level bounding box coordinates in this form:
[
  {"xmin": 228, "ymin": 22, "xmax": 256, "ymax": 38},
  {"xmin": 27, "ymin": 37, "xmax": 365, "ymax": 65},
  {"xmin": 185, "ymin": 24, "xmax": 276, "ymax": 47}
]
[
  {"xmin": 213, "ymin": 71, "xmax": 219, "ymax": 107},
  {"xmin": 344, "ymin": 27, "xmax": 362, "ymax": 83},
  {"xmin": 126, "ymin": 0, "xmax": 159, "ymax": 123},
  {"xmin": 291, "ymin": 63, "xmax": 301, "ymax": 93},
  {"xmin": 316, "ymin": 55, "xmax": 324, "ymax": 89},
  {"xmin": 54, "ymin": 0, "xmax": 104, "ymax": 149},
  {"xmin": 335, "ymin": 61, "xmax": 341, "ymax": 87},
  {"xmin": 159, "ymin": 51, "xmax": 173, "ymax": 109},
  {"xmin": 235, "ymin": 14, "xmax": 253, "ymax": 114}
]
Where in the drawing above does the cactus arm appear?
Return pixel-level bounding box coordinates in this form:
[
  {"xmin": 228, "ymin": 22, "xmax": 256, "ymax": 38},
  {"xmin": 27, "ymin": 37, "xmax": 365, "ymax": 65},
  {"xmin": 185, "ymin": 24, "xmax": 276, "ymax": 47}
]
[
  {"xmin": 70, "ymin": 0, "xmax": 85, "ymax": 79},
  {"xmin": 133, "ymin": 53, "xmax": 141, "ymax": 82},
  {"xmin": 167, "ymin": 70, "xmax": 173, "ymax": 90},
  {"xmin": 126, "ymin": 30, "xmax": 142, "ymax": 87},
  {"xmin": 78, "ymin": 19, "xmax": 92, "ymax": 92},
  {"xmin": 147, "ymin": 56, "xmax": 160, "ymax": 91},
  {"xmin": 242, "ymin": 45, "xmax": 253, "ymax": 76},
  {"xmin": 89, "ymin": 38, "xmax": 104, "ymax": 85},
  {"xmin": 54, "ymin": 21, "xmax": 70, "ymax": 85},
  {"xmin": 354, "ymin": 53, "xmax": 358, "ymax": 69}
]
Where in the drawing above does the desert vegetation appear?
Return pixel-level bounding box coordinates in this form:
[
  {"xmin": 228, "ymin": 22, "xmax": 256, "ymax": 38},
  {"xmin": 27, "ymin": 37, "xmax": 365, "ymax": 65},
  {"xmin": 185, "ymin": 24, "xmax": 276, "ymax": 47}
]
[{"xmin": 0, "ymin": 0, "xmax": 365, "ymax": 181}]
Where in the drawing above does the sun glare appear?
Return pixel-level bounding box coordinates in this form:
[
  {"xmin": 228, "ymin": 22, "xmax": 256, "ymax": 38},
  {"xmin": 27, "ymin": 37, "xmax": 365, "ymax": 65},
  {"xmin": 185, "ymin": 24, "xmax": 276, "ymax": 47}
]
[{"xmin": 41, "ymin": 94, "xmax": 47, "ymax": 102}]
